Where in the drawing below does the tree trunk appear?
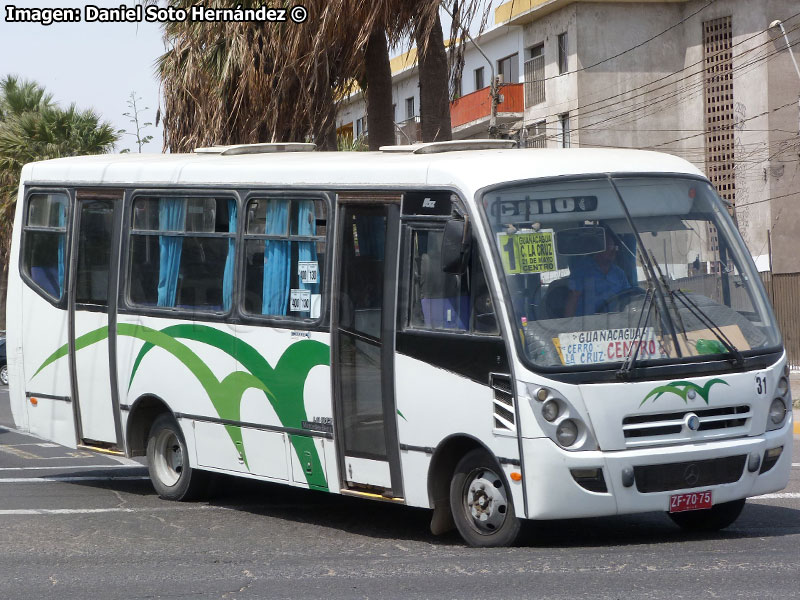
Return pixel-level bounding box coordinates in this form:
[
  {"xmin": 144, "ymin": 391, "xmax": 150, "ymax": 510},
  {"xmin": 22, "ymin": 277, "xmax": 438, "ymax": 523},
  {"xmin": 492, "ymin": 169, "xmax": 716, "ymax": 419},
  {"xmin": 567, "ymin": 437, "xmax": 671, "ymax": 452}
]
[
  {"xmin": 364, "ymin": 27, "xmax": 396, "ymax": 150},
  {"xmin": 312, "ymin": 69, "xmax": 338, "ymax": 151},
  {"xmin": 415, "ymin": 13, "xmax": 452, "ymax": 143}
]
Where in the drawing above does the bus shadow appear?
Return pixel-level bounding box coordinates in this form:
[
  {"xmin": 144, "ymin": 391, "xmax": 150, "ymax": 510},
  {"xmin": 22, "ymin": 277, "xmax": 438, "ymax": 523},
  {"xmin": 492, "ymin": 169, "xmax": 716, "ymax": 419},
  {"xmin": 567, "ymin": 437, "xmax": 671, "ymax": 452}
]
[
  {"xmin": 517, "ymin": 502, "xmax": 800, "ymax": 548},
  {"xmin": 203, "ymin": 475, "xmax": 800, "ymax": 547},
  {"xmin": 59, "ymin": 472, "xmax": 800, "ymax": 547}
]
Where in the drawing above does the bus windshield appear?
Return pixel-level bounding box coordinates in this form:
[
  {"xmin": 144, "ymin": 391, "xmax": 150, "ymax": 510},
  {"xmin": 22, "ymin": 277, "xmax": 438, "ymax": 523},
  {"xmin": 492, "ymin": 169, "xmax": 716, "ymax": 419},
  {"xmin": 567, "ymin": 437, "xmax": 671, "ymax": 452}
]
[{"xmin": 481, "ymin": 175, "xmax": 780, "ymax": 370}]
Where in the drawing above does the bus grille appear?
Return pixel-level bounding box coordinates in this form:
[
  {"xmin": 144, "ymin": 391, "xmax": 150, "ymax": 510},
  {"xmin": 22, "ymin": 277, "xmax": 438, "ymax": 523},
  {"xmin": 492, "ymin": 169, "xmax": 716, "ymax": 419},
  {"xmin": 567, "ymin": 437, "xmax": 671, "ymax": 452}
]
[
  {"xmin": 622, "ymin": 405, "xmax": 751, "ymax": 447},
  {"xmin": 491, "ymin": 374, "xmax": 515, "ymax": 432},
  {"xmin": 634, "ymin": 455, "xmax": 747, "ymax": 493}
]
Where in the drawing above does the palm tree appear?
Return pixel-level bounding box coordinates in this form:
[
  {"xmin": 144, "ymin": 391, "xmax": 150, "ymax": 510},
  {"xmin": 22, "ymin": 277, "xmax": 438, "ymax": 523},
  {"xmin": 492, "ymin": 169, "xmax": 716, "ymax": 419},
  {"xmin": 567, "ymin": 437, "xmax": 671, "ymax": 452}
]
[
  {"xmin": 157, "ymin": 0, "xmax": 488, "ymax": 152},
  {"xmin": 0, "ymin": 76, "xmax": 118, "ymax": 327}
]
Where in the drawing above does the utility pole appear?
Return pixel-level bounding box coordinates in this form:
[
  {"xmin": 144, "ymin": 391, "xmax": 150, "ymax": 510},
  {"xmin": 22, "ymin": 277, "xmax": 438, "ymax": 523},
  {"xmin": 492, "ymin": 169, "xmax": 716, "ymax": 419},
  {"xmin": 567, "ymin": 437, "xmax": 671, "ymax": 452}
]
[
  {"xmin": 441, "ymin": 4, "xmax": 500, "ymax": 138},
  {"xmin": 770, "ymin": 19, "xmax": 800, "ymax": 134}
]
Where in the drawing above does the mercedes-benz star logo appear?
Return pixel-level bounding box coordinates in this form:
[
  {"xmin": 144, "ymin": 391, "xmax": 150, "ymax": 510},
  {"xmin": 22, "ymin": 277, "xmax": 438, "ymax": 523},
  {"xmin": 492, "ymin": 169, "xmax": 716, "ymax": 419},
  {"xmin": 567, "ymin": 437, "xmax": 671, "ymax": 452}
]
[{"xmin": 683, "ymin": 463, "xmax": 700, "ymax": 486}]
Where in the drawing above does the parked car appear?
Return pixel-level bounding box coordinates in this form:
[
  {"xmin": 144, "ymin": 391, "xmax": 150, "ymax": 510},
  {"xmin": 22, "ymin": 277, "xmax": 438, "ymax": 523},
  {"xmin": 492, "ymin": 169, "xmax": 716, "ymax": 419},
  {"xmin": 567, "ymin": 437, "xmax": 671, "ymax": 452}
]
[{"xmin": 0, "ymin": 336, "xmax": 7, "ymax": 386}]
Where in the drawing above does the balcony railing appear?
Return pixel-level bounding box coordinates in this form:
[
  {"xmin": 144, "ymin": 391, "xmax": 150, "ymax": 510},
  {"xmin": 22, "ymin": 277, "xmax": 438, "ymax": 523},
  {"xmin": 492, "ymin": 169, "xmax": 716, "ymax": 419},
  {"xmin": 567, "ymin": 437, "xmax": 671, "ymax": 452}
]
[
  {"xmin": 524, "ymin": 55, "xmax": 545, "ymax": 107},
  {"xmin": 450, "ymin": 83, "xmax": 524, "ymax": 130}
]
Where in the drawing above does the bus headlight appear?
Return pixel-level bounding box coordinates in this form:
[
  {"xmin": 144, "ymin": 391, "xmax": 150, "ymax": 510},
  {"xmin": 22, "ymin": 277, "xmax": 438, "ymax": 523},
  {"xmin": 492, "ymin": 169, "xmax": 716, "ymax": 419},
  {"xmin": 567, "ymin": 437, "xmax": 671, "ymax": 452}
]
[
  {"xmin": 556, "ymin": 420, "xmax": 579, "ymax": 447},
  {"xmin": 768, "ymin": 397, "xmax": 787, "ymax": 426},
  {"xmin": 524, "ymin": 383, "xmax": 597, "ymax": 451},
  {"xmin": 542, "ymin": 400, "xmax": 559, "ymax": 422},
  {"xmin": 776, "ymin": 377, "xmax": 789, "ymax": 397}
]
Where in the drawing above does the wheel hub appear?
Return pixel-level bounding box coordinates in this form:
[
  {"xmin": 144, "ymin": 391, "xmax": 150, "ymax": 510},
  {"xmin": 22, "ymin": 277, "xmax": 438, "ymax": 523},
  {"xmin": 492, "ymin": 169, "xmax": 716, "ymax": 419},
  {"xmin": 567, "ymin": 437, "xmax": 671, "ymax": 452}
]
[
  {"xmin": 465, "ymin": 469, "xmax": 508, "ymax": 533},
  {"xmin": 153, "ymin": 429, "xmax": 183, "ymax": 487}
]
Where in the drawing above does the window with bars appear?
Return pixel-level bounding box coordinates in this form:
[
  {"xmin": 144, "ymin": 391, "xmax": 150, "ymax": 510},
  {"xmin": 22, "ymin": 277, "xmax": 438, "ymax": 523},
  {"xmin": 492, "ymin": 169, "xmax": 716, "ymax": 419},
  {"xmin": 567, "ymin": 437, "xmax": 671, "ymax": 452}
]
[{"xmin": 524, "ymin": 44, "xmax": 545, "ymax": 107}]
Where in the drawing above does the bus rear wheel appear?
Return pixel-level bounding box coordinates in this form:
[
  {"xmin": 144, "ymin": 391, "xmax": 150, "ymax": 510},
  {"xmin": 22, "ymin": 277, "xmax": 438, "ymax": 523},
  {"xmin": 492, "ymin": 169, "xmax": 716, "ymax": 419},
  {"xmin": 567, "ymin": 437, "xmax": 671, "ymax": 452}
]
[
  {"xmin": 668, "ymin": 498, "xmax": 746, "ymax": 531},
  {"xmin": 449, "ymin": 448, "xmax": 521, "ymax": 547},
  {"xmin": 146, "ymin": 414, "xmax": 206, "ymax": 501}
]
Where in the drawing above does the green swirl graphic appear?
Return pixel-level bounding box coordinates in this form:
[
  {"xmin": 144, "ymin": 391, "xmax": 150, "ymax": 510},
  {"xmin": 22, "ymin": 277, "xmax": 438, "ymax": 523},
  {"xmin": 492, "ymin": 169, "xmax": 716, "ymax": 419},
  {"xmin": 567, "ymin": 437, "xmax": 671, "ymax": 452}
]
[
  {"xmin": 640, "ymin": 378, "xmax": 729, "ymax": 407},
  {"xmin": 34, "ymin": 324, "xmax": 330, "ymax": 490}
]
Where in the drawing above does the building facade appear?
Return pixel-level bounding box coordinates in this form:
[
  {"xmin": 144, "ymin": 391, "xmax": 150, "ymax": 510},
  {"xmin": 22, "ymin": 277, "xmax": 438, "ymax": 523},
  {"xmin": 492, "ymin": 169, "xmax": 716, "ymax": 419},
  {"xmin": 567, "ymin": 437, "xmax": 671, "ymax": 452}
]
[{"xmin": 335, "ymin": 0, "xmax": 800, "ymax": 273}]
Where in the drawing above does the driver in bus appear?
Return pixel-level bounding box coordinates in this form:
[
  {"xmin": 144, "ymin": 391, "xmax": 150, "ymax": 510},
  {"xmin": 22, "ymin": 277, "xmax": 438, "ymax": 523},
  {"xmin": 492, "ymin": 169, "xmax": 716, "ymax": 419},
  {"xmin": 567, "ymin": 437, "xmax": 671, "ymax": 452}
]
[{"xmin": 564, "ymin": 229, "xmax": 630, "ymax": 317}]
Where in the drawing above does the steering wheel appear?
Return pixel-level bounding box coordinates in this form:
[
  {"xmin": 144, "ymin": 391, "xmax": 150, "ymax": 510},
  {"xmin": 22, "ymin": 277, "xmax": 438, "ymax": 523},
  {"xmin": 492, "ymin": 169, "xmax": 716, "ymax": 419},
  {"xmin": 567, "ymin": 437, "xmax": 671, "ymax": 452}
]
[{"xmin": 597, "ymin": 287, "xmax": 647, "ymax": 313}]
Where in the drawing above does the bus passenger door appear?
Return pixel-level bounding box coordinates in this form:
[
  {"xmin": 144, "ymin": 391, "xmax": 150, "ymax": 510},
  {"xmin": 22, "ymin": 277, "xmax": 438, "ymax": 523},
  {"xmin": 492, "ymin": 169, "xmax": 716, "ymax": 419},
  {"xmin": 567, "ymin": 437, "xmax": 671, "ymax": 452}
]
[
  {"xmin": 69, "ymin": 191, "xmax": 123, "ymax": 447},
  {"xmin": 333, "ymin": 196, "xmax": 403, "ymax": 499}
]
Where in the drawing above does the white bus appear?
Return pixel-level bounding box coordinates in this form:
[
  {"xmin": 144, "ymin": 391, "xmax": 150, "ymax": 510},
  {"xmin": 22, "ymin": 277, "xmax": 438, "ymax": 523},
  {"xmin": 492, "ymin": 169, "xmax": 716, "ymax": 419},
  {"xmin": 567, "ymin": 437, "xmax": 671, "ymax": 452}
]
[{"xmin": 7, "ymin": 141, "xmax": 793, "ymax": 547}]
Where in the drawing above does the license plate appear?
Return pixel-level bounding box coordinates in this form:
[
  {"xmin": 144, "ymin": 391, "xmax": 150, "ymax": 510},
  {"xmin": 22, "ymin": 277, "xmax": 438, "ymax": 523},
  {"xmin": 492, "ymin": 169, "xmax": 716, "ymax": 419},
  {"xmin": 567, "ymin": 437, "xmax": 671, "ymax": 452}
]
[{"xmin": 669, "ymin": 490, "xmax": 713, "ymax": 513}]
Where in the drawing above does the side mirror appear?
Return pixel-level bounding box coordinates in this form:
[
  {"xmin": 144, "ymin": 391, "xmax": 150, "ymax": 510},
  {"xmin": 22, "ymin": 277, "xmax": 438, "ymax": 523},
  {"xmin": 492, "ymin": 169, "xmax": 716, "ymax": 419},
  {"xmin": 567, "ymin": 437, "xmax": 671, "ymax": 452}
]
[{"xmin": 441, "ymin": 217, "xmax": 472, "ymax": 274}]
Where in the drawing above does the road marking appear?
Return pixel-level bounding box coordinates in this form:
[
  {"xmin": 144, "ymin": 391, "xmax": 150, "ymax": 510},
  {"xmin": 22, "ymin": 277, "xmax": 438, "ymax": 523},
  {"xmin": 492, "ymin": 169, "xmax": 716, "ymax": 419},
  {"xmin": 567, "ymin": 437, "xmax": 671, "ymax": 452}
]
[
  {"xmin": 0, "ymin": 476, "xmax": 149, "ymax": 484},
  {"xmin": 0, "ymin": 464, "xmax": 144, "ymax": 471},
  {"xmin": 751, "ymin": 492, "xmax": 800, "ymax": 500},
  {"xmin": 0, "ymin": 505, "xmax": 218, "ymax": 516},
  {"xmin": 3, "ymin": 443, "xmax": 62, "ymax": 448}
]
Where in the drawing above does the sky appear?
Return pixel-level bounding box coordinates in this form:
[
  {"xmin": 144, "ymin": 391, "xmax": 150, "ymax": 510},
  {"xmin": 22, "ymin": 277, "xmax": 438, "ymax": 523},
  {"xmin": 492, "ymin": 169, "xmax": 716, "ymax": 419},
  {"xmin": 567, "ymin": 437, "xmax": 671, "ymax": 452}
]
[
  {"xmin": 3, "ymin": 1, "xmax": 168, "ymax": 153},
  {"xmin": 1, "ymin": 0, "xmax": 502, "ymax": 154}
]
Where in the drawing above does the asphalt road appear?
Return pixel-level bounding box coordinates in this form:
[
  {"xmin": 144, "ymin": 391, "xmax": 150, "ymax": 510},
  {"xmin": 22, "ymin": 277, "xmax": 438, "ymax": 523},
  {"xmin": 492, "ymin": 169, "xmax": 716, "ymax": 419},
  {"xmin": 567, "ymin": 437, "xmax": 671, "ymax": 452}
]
[{"xmin": 1, "ymin": 388, "xmax": 799, "ymax": 600}]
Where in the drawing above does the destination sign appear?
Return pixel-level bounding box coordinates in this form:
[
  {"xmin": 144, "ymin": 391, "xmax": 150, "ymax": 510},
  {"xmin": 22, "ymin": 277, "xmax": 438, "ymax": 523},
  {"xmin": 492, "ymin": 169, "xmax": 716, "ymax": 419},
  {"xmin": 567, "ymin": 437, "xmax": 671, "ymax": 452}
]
[
  {"xmin": 498, "ymin": 230, "xmax": 556, "ymax": 274},
  {"xmin": 490, "ymin": 195, "xmax": 598, "ymax": 223}
]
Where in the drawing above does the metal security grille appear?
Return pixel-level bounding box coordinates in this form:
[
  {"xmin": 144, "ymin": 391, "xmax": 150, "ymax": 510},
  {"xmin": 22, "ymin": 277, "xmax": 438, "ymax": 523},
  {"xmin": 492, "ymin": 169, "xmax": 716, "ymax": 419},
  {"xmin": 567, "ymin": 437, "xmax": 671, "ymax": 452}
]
[
  {"xmin": 524, "ymin": 53, "xmax": 545, "ymax": 107},
  {"xmin": 703, "ymin": 15, "xmax": 735, "ymax": 254}
]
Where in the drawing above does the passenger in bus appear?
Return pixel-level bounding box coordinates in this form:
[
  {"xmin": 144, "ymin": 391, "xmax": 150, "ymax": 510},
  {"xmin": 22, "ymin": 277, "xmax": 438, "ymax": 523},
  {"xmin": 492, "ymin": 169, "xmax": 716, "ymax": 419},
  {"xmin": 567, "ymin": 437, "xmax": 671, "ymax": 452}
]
[{"xmin": 564, "ymin": 235, "xmax": 630, "ymax": 317}]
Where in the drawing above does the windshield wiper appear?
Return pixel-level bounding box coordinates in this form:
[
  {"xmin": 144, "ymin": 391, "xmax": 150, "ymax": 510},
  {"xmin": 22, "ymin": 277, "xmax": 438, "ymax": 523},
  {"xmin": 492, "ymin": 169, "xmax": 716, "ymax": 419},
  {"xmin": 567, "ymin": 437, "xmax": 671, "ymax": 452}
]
[
  {"xmin": 649, "ymin": 249, "xmax": 690, "ymax": 351},
  {"xmin": 617, "ymin": 286, "xmax": 655, "ymax": 380},
  {"xmin": 606, "ymin": 176, "xmax": 683, "ymax": 358},
  {"xmin": 671, "ymin": 288, "xmax": 745, "ymax": 367}
]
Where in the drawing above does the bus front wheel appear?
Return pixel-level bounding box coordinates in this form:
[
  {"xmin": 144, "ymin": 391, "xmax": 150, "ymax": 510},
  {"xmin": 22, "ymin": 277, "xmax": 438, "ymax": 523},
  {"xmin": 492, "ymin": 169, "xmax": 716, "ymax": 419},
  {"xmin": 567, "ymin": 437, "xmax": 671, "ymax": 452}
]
[
  {"xmin": 146, "ymin": 414, "xmax": 206, "ymax": 501},
  {"xmin": 668, "ymin": 498, "xmax": 746, "ymax": 531},
  {"xmin": 449, "ymin": 448, "xmax": 521, "ymax": 547}
]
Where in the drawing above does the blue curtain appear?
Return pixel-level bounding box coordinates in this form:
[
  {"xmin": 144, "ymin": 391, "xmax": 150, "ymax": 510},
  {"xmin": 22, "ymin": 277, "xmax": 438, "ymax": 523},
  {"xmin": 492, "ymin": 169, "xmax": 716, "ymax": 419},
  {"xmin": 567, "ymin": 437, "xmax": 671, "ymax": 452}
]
[
  {"xmin": 222, "ymin": 199, "xmax": 237, "ymax": 311},
  {"xmin": 297, "ymin": 200, "xmax": 318, "ymax": 316},
  {"xmin": 262, "ymin": 200, "xmax": 290, "ymax": 315},
  {"xmin": 57, "ymin": 199, "xmax": 66, "ymax": 296},
  {"xmin": 157, "ymin": 198, "xmax": 185, "ymax": 307}
]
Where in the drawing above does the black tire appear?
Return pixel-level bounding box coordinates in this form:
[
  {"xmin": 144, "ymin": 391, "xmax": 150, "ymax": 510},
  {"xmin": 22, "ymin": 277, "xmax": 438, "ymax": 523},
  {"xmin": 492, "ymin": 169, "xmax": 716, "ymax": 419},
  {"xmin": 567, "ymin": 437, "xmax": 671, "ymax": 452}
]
[
  {"xmin": 668, "ymin": 498, "xmax": 746, "ymax": 532},
  {"xmin": 0, "ymin": 364, "xmax": 8, "ymax": 386},
  {"xmin": 449, "ymin": 448, "xmax": 521, "ymax": 547},
  {"xmin": 146, "ymin": 414, "xmax": 206, "ymax": 501}
]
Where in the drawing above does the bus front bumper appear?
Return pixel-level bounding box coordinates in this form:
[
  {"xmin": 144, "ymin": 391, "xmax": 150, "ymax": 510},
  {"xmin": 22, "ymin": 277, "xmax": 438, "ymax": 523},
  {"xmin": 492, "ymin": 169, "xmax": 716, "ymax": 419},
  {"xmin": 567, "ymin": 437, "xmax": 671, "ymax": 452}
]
[{"xmin": 520, "ymin": 423, "xmax": 792, "ymax": 520}]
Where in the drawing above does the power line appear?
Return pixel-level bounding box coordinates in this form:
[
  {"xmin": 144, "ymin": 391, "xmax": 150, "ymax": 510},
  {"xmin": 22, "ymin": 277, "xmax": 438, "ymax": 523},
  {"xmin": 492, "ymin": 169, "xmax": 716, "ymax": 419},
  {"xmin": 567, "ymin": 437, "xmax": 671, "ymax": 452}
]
[
  {"xmin": 527, "ymin": 10, "xmax": 800, "ymax": 122},
  {"xmin": 526, "ymin": 16, "xmax": 800, "ymax": 139}
]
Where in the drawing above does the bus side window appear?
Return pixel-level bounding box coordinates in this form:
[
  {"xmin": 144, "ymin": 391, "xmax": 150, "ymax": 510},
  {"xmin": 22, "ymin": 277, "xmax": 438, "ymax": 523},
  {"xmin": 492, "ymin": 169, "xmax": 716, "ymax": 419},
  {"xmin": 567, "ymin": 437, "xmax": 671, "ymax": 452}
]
[
  {"xmin": 242, "ymin": 197, "xmax": 326, "ymax": 319},
  {"xmin": 128, "ymin": 196, "xmax": 236, "ymax": 311},
  {"xmin": 407, "ymin": 228, "xmax": 498, "ymax": 335},
  {"xmin": 409, "ymin": 228, "xmax": 469, "ymax": 331},
  {"xmin": 22, "ymin": 192, "xmax": 69, "ymax": 302}
]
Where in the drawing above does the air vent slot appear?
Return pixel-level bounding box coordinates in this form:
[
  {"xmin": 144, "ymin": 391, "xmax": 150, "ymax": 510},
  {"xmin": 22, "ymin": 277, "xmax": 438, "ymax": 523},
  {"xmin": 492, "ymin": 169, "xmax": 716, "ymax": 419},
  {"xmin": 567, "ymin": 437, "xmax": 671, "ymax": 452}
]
[{"xmin": 490, "ymin": 373, "xmax": 515, "ymax": 432}]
